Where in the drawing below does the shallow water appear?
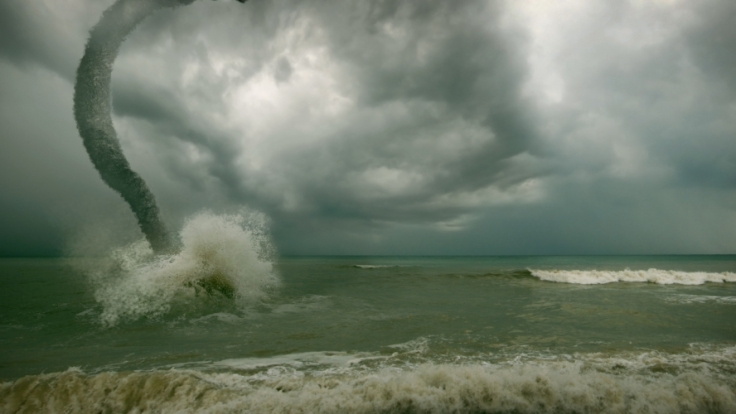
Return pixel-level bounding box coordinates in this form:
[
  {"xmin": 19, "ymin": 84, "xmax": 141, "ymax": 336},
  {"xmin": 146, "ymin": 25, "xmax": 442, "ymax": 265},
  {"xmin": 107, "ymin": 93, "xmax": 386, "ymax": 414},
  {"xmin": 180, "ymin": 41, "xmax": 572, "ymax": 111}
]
[{"xmin": 2, "ymin": 255, "xmax": 736, "ymax": 413}]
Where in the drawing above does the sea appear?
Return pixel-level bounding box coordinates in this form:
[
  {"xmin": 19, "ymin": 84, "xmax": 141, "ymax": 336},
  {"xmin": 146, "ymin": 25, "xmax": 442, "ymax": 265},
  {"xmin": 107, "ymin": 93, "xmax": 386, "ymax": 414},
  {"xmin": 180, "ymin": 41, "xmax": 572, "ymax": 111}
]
[{"xmin": 1, "ymin": 216, "xmax": 735, "ymax": 413}]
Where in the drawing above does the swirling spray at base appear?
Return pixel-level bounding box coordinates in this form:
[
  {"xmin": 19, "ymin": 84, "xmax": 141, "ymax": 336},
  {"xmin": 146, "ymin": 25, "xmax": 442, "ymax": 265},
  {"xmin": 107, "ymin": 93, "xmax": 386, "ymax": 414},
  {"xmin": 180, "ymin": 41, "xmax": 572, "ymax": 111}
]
[{"xmin": 73, "ymin": 0, "xmax": 246, "ymax": 253}]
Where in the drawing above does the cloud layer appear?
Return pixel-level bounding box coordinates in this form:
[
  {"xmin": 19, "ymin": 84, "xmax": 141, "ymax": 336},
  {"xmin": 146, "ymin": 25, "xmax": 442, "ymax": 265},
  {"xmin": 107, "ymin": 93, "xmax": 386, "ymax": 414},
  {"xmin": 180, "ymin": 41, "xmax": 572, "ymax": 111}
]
[{"xmin": 1, "ymin": 0, "xmax": 735, "ymax": 255}]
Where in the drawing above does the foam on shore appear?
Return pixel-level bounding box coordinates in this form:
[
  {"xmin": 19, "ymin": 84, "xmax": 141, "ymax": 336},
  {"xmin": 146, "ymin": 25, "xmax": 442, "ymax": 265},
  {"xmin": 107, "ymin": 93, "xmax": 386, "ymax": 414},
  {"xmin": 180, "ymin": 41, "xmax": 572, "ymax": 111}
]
[{"xmin": 3, "ymin": 346, "xmax": 735, "ymax": 414}]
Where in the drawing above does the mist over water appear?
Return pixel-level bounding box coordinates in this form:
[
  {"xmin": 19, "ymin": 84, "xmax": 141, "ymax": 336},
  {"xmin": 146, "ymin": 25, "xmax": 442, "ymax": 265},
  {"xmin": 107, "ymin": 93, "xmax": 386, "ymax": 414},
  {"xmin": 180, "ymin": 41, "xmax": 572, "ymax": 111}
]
[{"xmin": 74, "ymin": 0, "xmax": 200, "ymax": 253}]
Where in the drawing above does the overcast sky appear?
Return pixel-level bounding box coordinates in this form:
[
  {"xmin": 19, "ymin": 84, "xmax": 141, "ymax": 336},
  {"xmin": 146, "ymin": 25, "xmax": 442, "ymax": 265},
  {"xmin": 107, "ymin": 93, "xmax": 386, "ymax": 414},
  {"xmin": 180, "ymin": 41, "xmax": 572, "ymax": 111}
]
[{"xmin": 1, "ymin": 0, "xmax": 735, "ymax": 256}]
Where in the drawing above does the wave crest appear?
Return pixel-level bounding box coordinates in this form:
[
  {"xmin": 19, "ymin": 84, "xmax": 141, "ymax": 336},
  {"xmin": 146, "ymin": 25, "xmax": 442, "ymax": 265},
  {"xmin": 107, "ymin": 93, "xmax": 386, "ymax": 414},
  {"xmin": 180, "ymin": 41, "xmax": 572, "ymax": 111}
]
[{"xmin": 529, "ymin": 268, "xmax": 736, "ymax": 285}]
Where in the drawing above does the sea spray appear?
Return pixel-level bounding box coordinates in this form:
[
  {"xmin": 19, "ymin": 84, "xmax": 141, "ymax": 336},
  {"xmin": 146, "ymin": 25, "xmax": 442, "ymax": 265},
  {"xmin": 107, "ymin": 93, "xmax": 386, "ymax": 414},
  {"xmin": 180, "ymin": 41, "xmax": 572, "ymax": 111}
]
[
  {"xmin": 90, "ymin": 211, "xmax": 279, "ymax": 326},
  {"xmin": 73, "ymin": 0, "xmax": 246, "ymax": 253}
]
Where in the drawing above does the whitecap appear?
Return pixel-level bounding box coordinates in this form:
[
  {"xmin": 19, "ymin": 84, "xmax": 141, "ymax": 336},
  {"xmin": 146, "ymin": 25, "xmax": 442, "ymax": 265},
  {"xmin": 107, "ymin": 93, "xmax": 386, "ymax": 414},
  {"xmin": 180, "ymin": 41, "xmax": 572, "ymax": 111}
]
[
  {"xmin": 529, "ymin": 268, "xmax": 736, "ymax": 285},
  {"xmin": 664, "ymin": 295, "xmax": 736, "ymax": 305}
]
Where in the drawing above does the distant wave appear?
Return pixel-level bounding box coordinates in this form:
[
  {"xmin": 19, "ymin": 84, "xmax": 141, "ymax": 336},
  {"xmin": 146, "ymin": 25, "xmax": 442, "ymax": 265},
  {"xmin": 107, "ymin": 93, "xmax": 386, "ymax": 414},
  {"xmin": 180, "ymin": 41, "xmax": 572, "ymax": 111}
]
[
  {"xmin": 353, "ymin": 265, "xmax": 401, "ymax": 269},
  {"xmin": 3, "ymin": 346, "xmax": 735, "ymax": 413},
  {"xmin": 529, "ymin": 268, "xmax": 736, "ymax": 285}
]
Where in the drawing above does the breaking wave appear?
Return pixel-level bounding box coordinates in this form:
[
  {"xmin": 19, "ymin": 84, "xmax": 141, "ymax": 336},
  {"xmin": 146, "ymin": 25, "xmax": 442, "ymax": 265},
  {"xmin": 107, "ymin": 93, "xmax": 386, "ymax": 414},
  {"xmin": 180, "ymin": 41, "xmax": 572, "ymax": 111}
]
[
  {"xmin": 529, "ymin": 268, "xmax": 736, "ymax": 285},
  {"xmin": 89, "ymin": 211, "xmax": 279, "ymax": 326},
  {"xmin": 2, "ymin": 345, "xmax": 735, "ymax": 413}
]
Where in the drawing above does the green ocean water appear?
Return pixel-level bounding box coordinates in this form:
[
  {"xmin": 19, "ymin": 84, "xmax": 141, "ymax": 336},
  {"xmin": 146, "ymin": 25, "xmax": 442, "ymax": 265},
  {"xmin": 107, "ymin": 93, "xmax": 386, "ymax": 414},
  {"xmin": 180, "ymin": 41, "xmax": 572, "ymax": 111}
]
[{"xmin": 2, "ymin": 254, "xmax": 736, "ymax": 413}]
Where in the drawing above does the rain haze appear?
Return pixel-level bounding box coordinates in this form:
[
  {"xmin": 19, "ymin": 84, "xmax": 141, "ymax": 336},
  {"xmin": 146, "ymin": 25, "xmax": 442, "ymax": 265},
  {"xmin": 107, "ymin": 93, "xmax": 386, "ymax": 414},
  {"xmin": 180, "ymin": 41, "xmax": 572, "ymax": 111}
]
[{"xmin": 1, "ymin": 0, "xmax": 735, "ymax": 256}]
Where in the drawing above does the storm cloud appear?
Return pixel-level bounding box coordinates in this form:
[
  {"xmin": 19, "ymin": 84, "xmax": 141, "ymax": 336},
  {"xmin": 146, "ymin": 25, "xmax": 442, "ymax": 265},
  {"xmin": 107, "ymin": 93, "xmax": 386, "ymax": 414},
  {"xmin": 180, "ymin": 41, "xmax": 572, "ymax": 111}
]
[{"xmin": 1, "ymin": 0, "xmax": 735, "ymax": 255}]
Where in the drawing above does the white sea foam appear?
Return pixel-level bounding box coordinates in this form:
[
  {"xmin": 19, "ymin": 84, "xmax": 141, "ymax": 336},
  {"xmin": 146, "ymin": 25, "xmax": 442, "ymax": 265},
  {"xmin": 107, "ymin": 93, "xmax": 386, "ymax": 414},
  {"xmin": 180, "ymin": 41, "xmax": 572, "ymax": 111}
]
[
  {"xmin": 529, "ymin": 268, "xmax": 736, "ymax": 285},
  {"xmin": 269, "ymin": 295, "xmax": 332, "ymax": 315},
  {"xmin": 3, "ymin": 346, "xmax": 735, "ymax": 414},
  {"xmin": 90, "ymin": 211, "xmax": 279, "ymax": 326},
  {"xmin": 388, "ymin": 337, "xmax": 431, "ymax": 355},
  {"xmin": 354, "ymin": 265, "xmax": 400, "ymax": 269},
  {"xmin": 665, "ymin": 295, "xmax": 736, "ymax": 305},
  {"xmin": 216, "ymin": 351, "xmax": 388, "ymax": 371}
]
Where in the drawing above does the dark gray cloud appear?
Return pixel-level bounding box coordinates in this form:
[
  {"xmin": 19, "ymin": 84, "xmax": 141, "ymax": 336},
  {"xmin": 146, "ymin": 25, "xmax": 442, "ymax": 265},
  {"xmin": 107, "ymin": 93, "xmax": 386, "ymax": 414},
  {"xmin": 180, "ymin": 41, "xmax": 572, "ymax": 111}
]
[
  {"xmin": 686, "ymin": 0, "xmax": 736, "ymax": 93},
  {"xmin": 106, "ymin": 0, "xmax": 543, "ymax": 226},
  {"xmin": 536, "ymin": 0, "xmax": 736, "ymax": 192},
  {"xmin": 1, "ymin": 0, "xmax": 735, "ymax": 255},
  {"xmin": 0, "ymin": 0, "xmax": 107, "ymax": 79}
]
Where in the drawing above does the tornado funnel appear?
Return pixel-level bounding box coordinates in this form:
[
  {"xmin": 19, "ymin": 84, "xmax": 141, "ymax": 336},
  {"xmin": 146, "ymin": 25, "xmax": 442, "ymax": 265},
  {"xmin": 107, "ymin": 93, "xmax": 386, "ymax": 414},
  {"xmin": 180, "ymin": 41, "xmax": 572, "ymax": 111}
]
[{"xmin": 74, "ymin": 0, "xmax": 247, "ymax": 253}]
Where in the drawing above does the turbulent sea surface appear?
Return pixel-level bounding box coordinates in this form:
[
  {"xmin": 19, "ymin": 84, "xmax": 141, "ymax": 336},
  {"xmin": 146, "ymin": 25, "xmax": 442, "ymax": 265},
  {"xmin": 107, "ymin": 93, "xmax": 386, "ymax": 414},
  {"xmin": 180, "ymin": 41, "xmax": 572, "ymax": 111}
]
[{"xmin": 2, "ymin": 252, "xmax": 736, "ymax": 413}]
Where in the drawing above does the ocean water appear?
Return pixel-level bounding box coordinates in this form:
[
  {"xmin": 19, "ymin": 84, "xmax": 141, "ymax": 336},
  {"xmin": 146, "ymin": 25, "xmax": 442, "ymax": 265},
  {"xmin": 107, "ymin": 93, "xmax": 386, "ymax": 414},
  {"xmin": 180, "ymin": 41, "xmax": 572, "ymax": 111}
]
[{"xmin": 2, "ymin": 245, "xmax": 736, "ymax": 412}]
